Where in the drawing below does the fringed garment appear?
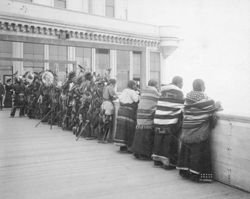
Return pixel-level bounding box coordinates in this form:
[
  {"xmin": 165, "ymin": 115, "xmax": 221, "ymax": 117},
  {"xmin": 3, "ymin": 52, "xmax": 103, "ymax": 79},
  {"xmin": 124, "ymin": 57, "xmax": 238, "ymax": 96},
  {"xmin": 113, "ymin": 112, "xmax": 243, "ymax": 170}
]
[
  {"xmin": 114, "ymin": 102, "xmax": 138, "ymax": 149},
  {"xmin": 132, "ymin": 86, "xmax": 160, "ymax": 159},
  {"xmin": 152, "ymin": 84, "xmax": 184, "ymax": 167},
  {"xmin": 177, "ymin": 91, "xmax": 218, "ymax": 182}
]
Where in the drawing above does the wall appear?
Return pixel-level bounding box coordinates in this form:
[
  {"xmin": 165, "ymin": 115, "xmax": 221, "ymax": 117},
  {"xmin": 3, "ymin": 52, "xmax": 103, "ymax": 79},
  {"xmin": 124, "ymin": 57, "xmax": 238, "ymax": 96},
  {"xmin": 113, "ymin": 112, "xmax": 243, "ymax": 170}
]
[{"xmin": 212, "ymin": 114, "xmax": 250, "ymax": 192}]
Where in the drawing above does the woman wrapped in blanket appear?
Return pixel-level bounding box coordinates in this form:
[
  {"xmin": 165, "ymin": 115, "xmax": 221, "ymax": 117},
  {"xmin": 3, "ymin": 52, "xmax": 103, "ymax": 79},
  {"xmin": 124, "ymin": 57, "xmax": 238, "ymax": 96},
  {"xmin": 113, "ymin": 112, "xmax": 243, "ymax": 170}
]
[
  {"xmin": 132, "ymin": 79, "xmax": 160, "ymax": 160},
  {"xmin": 177, "ymin": 79, "xmax": 222, "ymax": 182},
  {"xmin": 114, "ymin": 80, "xmax": 140, "ymax": 153}
]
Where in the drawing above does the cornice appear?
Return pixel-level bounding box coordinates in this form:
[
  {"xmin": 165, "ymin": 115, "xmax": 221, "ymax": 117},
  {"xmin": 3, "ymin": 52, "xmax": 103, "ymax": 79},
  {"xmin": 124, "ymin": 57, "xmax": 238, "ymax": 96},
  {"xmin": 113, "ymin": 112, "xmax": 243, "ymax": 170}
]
[{"xmin": 0, "ymin": 18, "xmax": 160, "ymax": 48}]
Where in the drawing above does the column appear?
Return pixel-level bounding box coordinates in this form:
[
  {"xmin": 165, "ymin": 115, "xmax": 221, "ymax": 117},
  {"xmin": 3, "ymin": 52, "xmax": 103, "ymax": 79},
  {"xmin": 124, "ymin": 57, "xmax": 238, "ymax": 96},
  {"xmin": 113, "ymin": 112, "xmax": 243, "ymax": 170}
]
[
  {"xmin": 12, "ymin": 42, "xmax": 23, "ymax": 76},
  {"xmin": 140, "ymin": 50, "xmax": 147, "ymax": 90},
  {"xmin": 68, "ymin": 46, "xmax": 75, "ymax": 72},
  {"xmin": 160, "ymin": 53, "xmax": 168, "ymax": 85},
  {"xmin": 110, "ymin": 49, "xmax": 117, "ymax": 78},
  {"xmin": 44, "ymin": 44, "xmax": 49, "ymax": 70},
  {"xmin": 129, "ymin": 51, "xmax": 133, "ymax": 80},
  {"xmin": 91, "ymin": 48, "xmax": 96, "ymax": 72},
  {"xmin": 145, "ymin": 47, "xmax": 150, "ymax": 84}
]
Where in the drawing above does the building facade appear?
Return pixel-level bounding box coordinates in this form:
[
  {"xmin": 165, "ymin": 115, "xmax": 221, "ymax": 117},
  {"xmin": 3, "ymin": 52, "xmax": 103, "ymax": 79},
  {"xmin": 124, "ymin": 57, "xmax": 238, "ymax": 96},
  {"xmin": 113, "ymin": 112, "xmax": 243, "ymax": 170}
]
[{"xmin": 0, "ymin": 0, "xmax": 180, "ymax": 90}]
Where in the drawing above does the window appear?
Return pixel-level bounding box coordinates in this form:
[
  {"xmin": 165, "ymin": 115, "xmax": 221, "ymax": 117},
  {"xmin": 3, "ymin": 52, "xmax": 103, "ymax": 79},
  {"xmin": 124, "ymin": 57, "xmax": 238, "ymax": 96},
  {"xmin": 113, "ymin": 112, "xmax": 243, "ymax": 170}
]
[
  {"xmin": 105, "ymin": 0, "xmax": 114, "ymax": 17},
  {"xmin": 23, "ymin": 43, "xmax": 44, "ymax": 73},
  {"xmin": 95, "ymin": 49, "xmax": 110, "ymax": 76},
  {"xmin": 19, "ymin": 0, "xmax": 32, "ymax": 2},
  {"xmin": 133, "ymin": 52, "xmax": 141, "ymax": 89},
  {"xmin": 76, "ymin": 47, "xmax": 92, "ymax": 72},
  {"xmin": 88, "ymin": 0, "xmax": 93, "ymax": 14},
  {"xmin": 150, "ymin": 52, "xmax": 160, "ymax": 86},
  {"xmin": 54, "ymin": 0, "xmax": 66, "ymax": 9},
  {"xmin": 49, "ymin": 45, "xmax": 67, "ymax": 81},
  {"xmin": 0, "ymin": 41, "xmax": 12, "ymax": 75},
  {"xmin": 116, "ymin": 50, "xmax": 130, "ymax": 92}
]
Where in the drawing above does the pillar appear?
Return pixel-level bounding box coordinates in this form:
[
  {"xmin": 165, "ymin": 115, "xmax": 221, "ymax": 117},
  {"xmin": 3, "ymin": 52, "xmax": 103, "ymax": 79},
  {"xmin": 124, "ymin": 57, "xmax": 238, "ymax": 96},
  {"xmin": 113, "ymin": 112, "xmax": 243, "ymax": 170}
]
[
  {"xmin": 145, "ymin": 47, "xmax": 150, "ymax": 85},
  {"xmin": 110, "ymin": 49, "xmax": 117, "ymax": 78},
  {"xmin": 129, "ymin": 51, "xmax": 133, "ymax": 80},
  {"xmin": 12, "ymin": 42, "xmax": 23, "ymax": 76},
  {"xmin": 44, "ymin": 44, "xmax": 49, "ymax": 70},
  {"xmin": 160, "ymin": 53, "xmax": 168, "ymax": 85},
  {"xmin": 91, "ymin": 48, "xmax": 96, "ymax": 72},
  {"xmin": 140, "ymin": 50, "xmax": 147, "ymax": 90}
]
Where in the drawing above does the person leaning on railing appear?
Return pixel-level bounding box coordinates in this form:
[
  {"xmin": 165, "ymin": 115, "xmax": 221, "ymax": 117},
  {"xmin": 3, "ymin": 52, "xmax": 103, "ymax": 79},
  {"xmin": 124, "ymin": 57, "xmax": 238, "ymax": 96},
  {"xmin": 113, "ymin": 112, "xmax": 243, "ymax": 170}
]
[{"xmin": 176, "ymin": 79, "xmax": 222, "ymax": 183}]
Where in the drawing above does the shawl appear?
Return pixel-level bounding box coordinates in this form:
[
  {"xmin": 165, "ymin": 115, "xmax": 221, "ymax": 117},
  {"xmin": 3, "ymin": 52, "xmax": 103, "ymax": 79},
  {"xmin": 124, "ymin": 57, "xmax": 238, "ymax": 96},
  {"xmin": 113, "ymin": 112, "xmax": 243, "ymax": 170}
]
[
  {"xmin": 136, "ymin": 86, "xmax": 160, "ymax": 128},
  {"xmin": 154, "ymin": 84, "xmax": 184, "ymax": 128},
  {"xmin": 180, "ymin": 91, "xmax": 219, "ymax": 144}
]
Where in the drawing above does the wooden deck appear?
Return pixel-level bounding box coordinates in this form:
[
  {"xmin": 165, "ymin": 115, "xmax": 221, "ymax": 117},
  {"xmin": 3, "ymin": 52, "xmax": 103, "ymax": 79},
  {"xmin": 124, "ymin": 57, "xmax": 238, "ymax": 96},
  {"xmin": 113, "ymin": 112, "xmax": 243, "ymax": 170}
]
[{"xmin": 0, "ymin": 109, "xmax": 249, "ymax": 199}]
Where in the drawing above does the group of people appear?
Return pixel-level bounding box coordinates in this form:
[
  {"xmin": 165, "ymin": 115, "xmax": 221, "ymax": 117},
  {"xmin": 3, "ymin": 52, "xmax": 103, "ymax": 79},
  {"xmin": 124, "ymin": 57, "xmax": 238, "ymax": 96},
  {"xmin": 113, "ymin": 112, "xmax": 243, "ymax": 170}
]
[
  {"xmin": 113, "ymin": 76, "xmax": 221, "ymax": 183},
  {"xmin": 2, "ymin": 69, "xmax": 119, "ymax": 142},
  {"xmin": 3, "ymin": 70, "xmax": 221, "ymax": 183}
]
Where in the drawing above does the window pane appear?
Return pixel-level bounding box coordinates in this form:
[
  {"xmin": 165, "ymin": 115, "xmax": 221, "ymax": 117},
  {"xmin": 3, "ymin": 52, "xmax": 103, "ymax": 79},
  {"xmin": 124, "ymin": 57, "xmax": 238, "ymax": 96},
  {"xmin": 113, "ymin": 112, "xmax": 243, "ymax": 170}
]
[
  {"xmin": 105, "ymin": 0, "xmax": 114, "ymax": 17},
  {"xmin": 106, "ymin": 6, "xmax": 114, "ymax": 17},
  {"xmin": 106, "ymin": 0, "xmax": 114, "ymax": 6},
  {"xmin": 0, "ymin": 41, "xmax": 12, "ymax": 54},
  {"xmin": 20, "ymin": 0, "xmax": 32, "ymax": 2},
  {"xmin": 150, "ymin": 52, "xmax": 160, "ymax": 86},
  {"xmin": 23, "ymin": 43, "xmax": 44, "ymax": 71},
  {"xmin": 96, "ymin": 49, "xmax": 109, "ymax": 76},
  {"xmin": 117, "ymin": 50, "xmax": 130, "ymax": 92},
  {"xmin": 133, "ymin": 52, "xmax": 141, "ymax": 78},
  {"xmin": 76, "ymin": 47, "xmax": 92, "ymax": 72},
  {"xmin": 49, "ymin": 45, "xmax": 67, "ymax": 74},
  {"xmin": 0, "ymin": 41, "xmax": 12, "ymax": 75},
  {"xmin": 54, "ymin": 0, "xmax": 66, "ymax": 8},
  {"xmin": 150, "ymin": 52, "xmax": 160, "ymax": 71},
  {"xmin": 88, "ymin": 0, "xmax": 93, "ymax": 14}
]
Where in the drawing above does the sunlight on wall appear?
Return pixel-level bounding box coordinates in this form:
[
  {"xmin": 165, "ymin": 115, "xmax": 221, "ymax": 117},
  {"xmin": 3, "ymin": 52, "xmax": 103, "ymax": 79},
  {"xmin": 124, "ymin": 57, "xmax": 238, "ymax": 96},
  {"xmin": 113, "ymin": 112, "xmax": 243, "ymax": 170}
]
[{"xmin": 128, "ymin": 0, "xmax": 250, "ymax": 116}]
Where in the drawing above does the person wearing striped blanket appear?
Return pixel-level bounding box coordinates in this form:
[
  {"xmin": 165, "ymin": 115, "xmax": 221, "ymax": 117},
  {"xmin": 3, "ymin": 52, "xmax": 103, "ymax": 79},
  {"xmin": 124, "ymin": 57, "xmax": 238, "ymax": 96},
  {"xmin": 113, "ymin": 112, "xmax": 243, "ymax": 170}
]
[
  {"xmin": 152, "ymin": 76, "xmax": 184, "ymax": 169},
  {"xmin": 177, "ymin": 79, "xmax": 222, "ymax": 182},
  {"xmin": 132, "ymin": 79, "xmax": 160, "ymax": 160}
]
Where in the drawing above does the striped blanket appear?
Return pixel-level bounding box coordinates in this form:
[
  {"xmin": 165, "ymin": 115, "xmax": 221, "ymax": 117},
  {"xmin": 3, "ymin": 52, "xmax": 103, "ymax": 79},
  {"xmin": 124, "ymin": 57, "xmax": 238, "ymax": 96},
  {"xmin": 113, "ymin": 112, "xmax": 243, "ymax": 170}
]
[
  {"xmin": 154, "ymin": 84, "xmax": 184, "ymax": 128},
  {"xmin": 136, "ymin": 86, "xmax": 160, "ymax": 129},
  {"xmin": 180, "ymin": 98, "xmax": 219, "ymax": 143}
]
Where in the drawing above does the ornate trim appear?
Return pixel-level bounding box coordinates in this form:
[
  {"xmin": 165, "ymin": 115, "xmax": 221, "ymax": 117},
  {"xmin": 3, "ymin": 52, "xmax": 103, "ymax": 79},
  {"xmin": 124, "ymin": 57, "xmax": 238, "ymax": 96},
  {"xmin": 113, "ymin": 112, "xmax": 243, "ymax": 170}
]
[{"xmin": 0, "ymin": 20, "xmax": 160, "ymax": 47}]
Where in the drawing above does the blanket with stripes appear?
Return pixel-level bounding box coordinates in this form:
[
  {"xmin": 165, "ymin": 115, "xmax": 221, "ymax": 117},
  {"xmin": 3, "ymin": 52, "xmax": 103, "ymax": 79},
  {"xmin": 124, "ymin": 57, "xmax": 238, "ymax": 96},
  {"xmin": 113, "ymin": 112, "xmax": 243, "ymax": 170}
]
[
  {"xmin": 180, "ymin": 98, "xmax": 219, "ymax": 143},
  {"xmin": 154, "ymin": 84, "xmax": 184, "ymax": 128}
]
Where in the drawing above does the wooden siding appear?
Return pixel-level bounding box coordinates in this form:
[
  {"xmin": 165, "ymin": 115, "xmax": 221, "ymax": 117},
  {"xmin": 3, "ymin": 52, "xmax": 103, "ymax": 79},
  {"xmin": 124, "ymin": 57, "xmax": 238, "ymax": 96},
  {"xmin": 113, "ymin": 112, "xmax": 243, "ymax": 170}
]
[{"xmin": 212, "ymin": 116, "xmax": 250, "ymax": 192}]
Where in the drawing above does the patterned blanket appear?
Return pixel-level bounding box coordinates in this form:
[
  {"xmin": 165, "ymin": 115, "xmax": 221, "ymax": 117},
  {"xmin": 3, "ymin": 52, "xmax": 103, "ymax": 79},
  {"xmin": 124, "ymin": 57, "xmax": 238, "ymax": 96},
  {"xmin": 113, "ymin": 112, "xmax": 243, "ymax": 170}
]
[
  {"xmin": 136, "ymin": 86, "xmax": 160, "ymax": 128},
  {"xmin": 154, "ymin": 84, "xmax": 184, "ymax": 128},
  {"xmin": 181, "ymin": 98, "xmax": 219, "ymax": 143}
]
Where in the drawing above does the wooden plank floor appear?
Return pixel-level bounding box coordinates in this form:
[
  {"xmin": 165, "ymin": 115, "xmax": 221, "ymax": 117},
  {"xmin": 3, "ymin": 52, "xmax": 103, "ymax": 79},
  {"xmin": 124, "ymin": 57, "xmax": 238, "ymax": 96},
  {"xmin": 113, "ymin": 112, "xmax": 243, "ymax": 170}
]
[{"xmin": 0, "ymin": 109, "xmax": 249, "ymax": 199}]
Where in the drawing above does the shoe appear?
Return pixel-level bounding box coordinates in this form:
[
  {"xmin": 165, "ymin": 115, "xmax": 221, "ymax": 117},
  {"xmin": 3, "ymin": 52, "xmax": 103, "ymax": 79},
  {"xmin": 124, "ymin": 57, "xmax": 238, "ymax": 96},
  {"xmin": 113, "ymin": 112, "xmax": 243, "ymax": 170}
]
[
  {"xmin": 119, "ymin": 146, "xmax": 127, "ymax": 152},
  {"xmin": 154, "ymin": 161, "xmax": 163, "ymax": 166},
  {"xmin": 163, "ymin": 165, "xmax": 176, "ymax": 170},
  {"xmin": 179, "ymin": 170, "xmax": 190, "ymax": 178}
]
